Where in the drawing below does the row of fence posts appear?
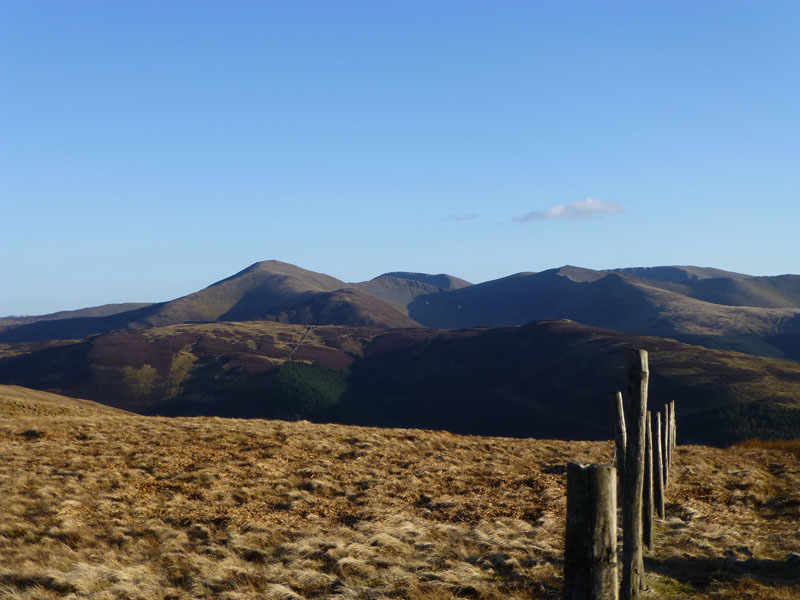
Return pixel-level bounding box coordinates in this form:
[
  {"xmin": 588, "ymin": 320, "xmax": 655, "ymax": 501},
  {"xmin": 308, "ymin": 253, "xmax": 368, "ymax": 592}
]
[{"xmin": 564, "ymin": 348, "xmax": 678, "ymax": 600}]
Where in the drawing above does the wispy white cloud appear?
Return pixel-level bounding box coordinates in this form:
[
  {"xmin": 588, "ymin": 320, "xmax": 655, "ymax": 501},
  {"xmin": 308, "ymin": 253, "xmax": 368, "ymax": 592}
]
[
  {"xmin": 445, "ymin": 213, "xmax": 479, "ymax": 222},
  {"xmin": 513, "ymin": 198, "xmax": 623, "ymax": 223}
]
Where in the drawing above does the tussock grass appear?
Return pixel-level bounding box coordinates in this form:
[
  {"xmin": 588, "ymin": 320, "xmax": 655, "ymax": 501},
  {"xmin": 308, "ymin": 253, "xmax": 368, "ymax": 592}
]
[{"xmin": 0, "ymin": 399, "xmax": 798, "ymax": 599}]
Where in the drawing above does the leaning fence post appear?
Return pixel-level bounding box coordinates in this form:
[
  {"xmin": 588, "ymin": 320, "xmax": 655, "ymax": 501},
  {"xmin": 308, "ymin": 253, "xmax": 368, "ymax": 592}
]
[
  {"xmin": 612, "ymin": 391, "xmax": 627, "ymax": 481},
  {"xmin": 621, "ymin": 348, "xmax": 648, "ymax": 600},
  {"xmin": 565, "ymin": 463, "xmax": 618, "ymax": 600},
  {"xmin": 642, "ymin": 412, "xmax": 654, "ymax": 551},
  {"xmin": 654, "ymin": 411, "xmax": 665, "ymax": 519}
]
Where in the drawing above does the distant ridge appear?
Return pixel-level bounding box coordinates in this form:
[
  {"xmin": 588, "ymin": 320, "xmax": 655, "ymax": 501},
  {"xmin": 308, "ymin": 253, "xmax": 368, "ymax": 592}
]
[
  {"xmin": 3, "ymin": 260, "xmax": 800, "ymax": 361},
  {"xmin": 406, "ymin": 265, "xmax": 800, "ymax": 359},
  {"xmin": 0, "ymin": 303, "xmax": 152, "ymax": 329}
]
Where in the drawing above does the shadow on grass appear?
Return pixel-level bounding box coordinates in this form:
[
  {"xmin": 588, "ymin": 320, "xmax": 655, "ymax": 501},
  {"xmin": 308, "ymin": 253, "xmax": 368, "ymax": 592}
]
[
  {"xmin": 645, "ymin": 555, "xmax": 800, "ymax": 588},
  {"xmin": 0, "ymin": 574, "xmax": 78, "ymax": 595}
]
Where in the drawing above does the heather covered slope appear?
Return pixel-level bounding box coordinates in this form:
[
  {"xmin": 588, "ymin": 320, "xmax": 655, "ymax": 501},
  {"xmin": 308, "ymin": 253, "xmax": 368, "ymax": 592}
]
[
  {"xmin": 0, "ymin": 321, "xmax": 384, "ymax": 414},
  {"xmin": 357, "ymin": 320, "xmax": 800, "ymax": 445},
  {"xmin": 3, "ymin": 319, "xmax": 800, "ymax": 444},
  {"xmin": 1, "ymin": 408, "xmax": 798, "ymax": 600},
  {"xmin": 269, "ymin": 288, "xmax": 421, "ymax": 328}
]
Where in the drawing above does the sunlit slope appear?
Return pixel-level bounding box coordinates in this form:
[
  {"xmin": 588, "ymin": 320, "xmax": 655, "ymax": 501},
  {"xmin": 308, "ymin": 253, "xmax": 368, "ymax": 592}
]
[
  {"xmin": 0, "ymin": 384, "xmax": 131, "ymax": 417},
  {"xmin": 0, "ymin": 410, "xmax": 797, "ymax": 600}
]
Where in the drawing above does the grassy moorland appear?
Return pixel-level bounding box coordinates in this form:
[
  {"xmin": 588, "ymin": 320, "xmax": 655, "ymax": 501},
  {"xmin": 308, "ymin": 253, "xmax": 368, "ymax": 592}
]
[{"xmin": 1, "ymin": 386, "xmax": 798, "ymax": 599}]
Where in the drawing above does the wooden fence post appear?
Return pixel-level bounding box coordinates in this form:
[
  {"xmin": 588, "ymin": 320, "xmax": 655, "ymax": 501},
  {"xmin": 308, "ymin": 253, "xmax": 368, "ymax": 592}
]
[
  {"xmin": 565, "ymin": 463, "xmax": 618, "ymax": 600},
  {"xmin": 612, "ymin": 391, "xmax": 627, "ymax": 481},
  {"xmin": 621, "ymin": 348, "xmax": 649, "ymax": 600},
  {"xmin": 670, "ymin": 400, "xmax": 677, "ymax": 463},
  {"xmin": 662, "ymin": 405, "xmax": 670, "ymax": 490},
  {"xmin": 654, "ymin": 411, "xmax": 665, "ymax": 519},
  {"xmin": 642, "ymin": 412, "xmax": 654, "ymax": 551}
]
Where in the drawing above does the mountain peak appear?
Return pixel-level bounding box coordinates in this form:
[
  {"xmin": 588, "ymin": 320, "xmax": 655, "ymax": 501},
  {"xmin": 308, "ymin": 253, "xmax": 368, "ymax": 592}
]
[
  {"xmin": 554, "ymin": 265, "xmax": 607, "ymax": 283},
  {"xmin": 229, "ymin": 259, "xmax": 335, "ymax": 279}
]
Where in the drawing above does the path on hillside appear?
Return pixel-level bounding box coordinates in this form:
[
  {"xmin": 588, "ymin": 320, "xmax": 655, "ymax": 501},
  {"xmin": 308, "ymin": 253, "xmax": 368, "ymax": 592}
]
[{"xmin": 288, "ymin": 325, "xmax": 315, "ymax": 360}]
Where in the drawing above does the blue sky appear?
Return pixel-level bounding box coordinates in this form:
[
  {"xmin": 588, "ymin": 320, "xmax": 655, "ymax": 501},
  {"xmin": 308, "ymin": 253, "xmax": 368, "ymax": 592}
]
[{"xmin": 2, "ymin": 1, "xmax": 799, "ymax": 315}]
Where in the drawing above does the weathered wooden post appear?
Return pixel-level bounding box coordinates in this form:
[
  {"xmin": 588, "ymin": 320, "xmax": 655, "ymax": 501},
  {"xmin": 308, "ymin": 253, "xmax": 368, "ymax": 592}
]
[
  {"xmin": 565, "ymin": 463, "xmax": 618, "ymax": 600},
  {"xmin": 663, "ymin": 402, "xmax": 668, "ymax": 455},
  {"xmin": 670, "ymin": 400, "xmax": 677, "ymax": 464},
  {"xmin": 642, "ymin": 412, "xmax": 654, "ymax": 551},
  {"xmin": 612, "ymin": 391, "xmax": 627, "ymax": 480},
  {"xmin": 662, "ymin": 405, "xmax": 670, "ymax": 490},
  {"xmin": 621, "ymin": 348, "xmax": 648, "ymax": 600},
  {"xmin": 654, "ymin": 411, "xmax": 665, "ymax": 519}
]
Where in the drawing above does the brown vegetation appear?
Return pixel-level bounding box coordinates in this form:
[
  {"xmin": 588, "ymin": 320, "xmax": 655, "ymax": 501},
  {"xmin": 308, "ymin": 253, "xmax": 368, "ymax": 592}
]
[
  {"xmin": 5, "ymin": 320, "xmax": 800, "ymax": 444},
  {"xmin": 1, "ymin": 387, "xmax": 798, "ymax": 599},
  {"xmin": 733, "ymin": 438, "xmax": 800, "ymax": 456}
]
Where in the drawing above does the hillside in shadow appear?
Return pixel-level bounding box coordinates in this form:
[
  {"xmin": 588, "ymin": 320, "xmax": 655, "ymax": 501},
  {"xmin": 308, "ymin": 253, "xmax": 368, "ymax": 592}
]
[
  {"xmin": 2, "ymin": 319, "xmax": 800, "ymax": 445},
  {"xmin": 407, "ymin": 268, "xmax": 800, "ymax": 360}
]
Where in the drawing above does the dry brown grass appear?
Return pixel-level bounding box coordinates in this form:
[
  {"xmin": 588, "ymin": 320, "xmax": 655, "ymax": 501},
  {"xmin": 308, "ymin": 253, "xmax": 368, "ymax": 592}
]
[
  {"xmin": 0, "ymin": 388, "xmax": 798, "ymax": 599},
  {"xmin": 0, "ymin": 385, "xmax": 131, "ymax": 418},
  {"xmin": 733, "ymin": 438, "xmax": 800, "ymax": 456}
]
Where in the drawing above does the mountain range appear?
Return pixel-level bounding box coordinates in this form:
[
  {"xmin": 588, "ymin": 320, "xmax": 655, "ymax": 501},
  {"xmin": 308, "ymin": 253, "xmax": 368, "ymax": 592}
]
[
  {"xmin": 3, "ymin": 259, "xmax": 800, "ymax": 445},
  {"xmin": 3, "ymin": 259, "xmax": 800, "ymax": 360}
]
